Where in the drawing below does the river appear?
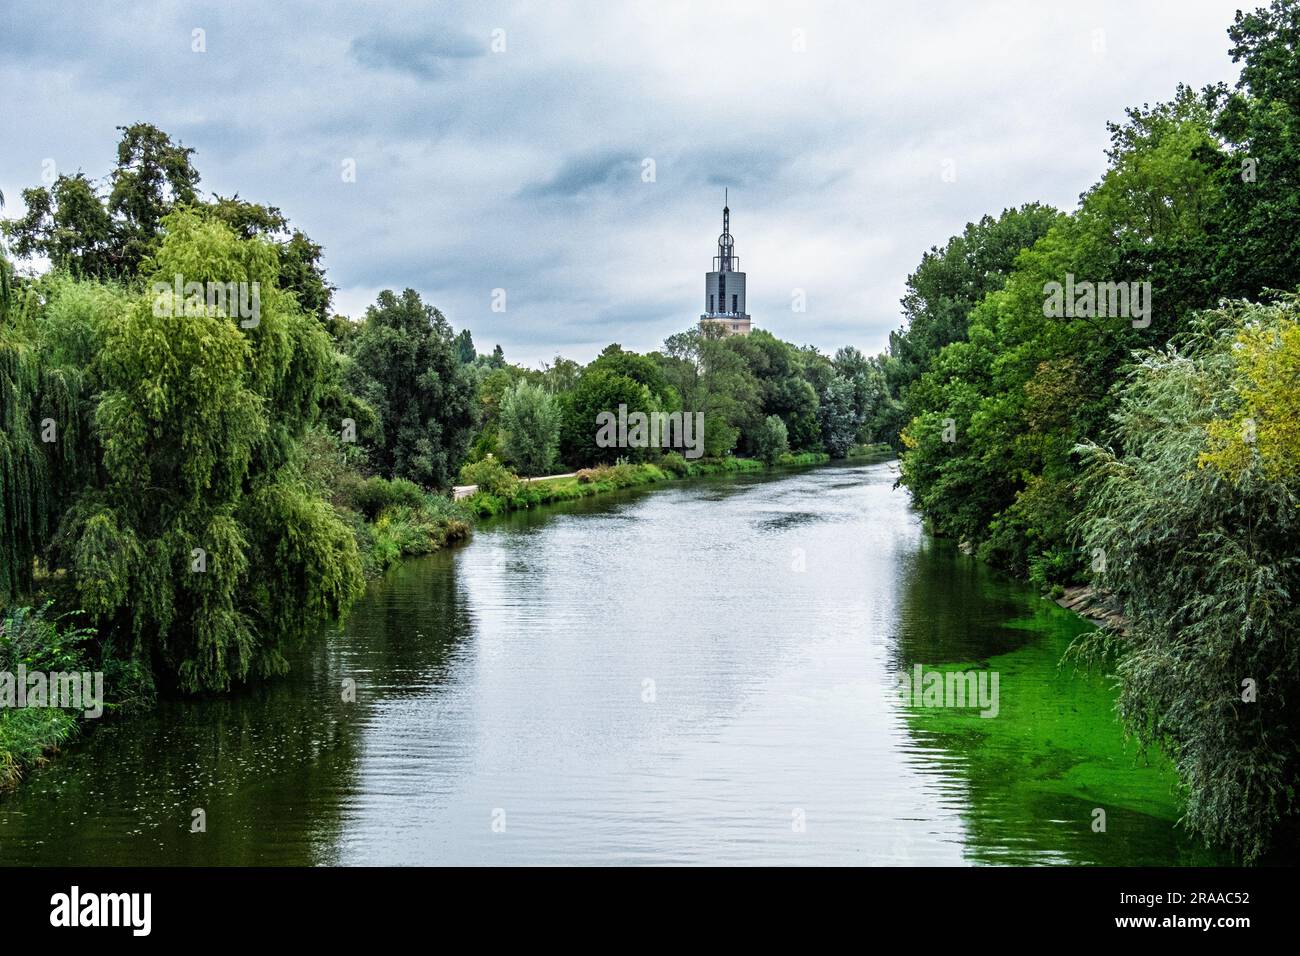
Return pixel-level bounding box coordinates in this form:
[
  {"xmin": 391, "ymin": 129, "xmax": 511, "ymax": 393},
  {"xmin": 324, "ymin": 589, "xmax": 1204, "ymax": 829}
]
[{"xmin": 0, "ymin": 460, "xmax": 1219, "ymax": 865}]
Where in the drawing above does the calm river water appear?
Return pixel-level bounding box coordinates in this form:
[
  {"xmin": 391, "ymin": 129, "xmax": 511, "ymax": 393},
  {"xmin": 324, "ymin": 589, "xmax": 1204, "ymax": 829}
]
[{"xmin": 0, "ymin": 460, "xmax": 1220, "ymax": 865}]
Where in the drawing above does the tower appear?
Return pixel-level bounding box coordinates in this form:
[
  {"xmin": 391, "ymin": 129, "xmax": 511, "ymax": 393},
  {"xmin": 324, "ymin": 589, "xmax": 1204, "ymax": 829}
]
[{"xmin": 699, "ymin": 192, "xmax": 752, "ymax": 335}]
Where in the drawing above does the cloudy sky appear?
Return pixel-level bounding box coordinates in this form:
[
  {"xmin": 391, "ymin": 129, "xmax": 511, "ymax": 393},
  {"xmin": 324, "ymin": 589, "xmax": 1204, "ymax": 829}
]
[{"xmin": 2, "ymin": 0, "xmax": 1246, "ymax": 366}]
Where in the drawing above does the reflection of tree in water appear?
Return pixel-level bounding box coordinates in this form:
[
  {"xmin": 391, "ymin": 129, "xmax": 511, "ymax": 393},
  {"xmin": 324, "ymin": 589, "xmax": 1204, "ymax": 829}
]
[
  {"xmin": 887, "ymin": 541, "xmax": 1227, "ymax": 865},
  {"xmin": 0, "ymin": 550, "xmax": 474, "ymax": 866},
  {"xmin": 888, "ymin": 537, "xmax": 1037, "ymax": 672}
]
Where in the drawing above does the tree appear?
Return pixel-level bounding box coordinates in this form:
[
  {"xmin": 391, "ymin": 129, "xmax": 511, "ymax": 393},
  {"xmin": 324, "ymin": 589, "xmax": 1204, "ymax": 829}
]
[
  {"xmin": 540, "ymin": 355, "xmax": 581, "ymax": 393},
  {"xmin": 559, "ymin": 368, "xmax": 657, "ymax": 467},
  {"xmin": 1209, "ymin": 1, "xmax": 1300, "ymax": 301},
  {"xmin": 465, "ymin": 364, "xmax": 520, "ymax": 462},
  {"xmin": 206, "ymin": 195, "xmax": 335, "ymax": 323},
  {"xmin": 52, "ymin": 211, "xmax": 362, "ymax": 692},
  {"xmin": 589, "ymin": 343, "xmax": 674, "ymax": 403},
  {"xmin": 1075, "ymin": 298, "xmax": 1300, "ymax": 861},
  {"xmin": 498, "ymin": 380, "xmax": 561, "ymax": 476},
  {"xmin": 2, "ymin": 125, "xmax": 336, "ymax": 325},
  {"xmin": 751, "ymin": 415, "xmax": 789, "ymax": 465},
  {"xmin": 816, "ymin": 374, "xmax": 858, "ymax": 458},
  {"xmin": 3, "ymin": 174, "xmax": 115, "ymax": 278},
  {"xmin": 887, "ymin": 203, "xmax": 1061, "ymax": 421},
  {"xmin": 728, "ymin": 331, "xmax": 818, "ymax": 453},
  {"xmin": 345, "ymin": 289, "xmax": 476, "ymax": 489},
  {"xmin": 835, "ymin": 346, "xmax": 895, "ymax": 444},
  {"xmin": 454, "ymin": 328, "xmax": 476, "ymax": 364},
  {"xmin": 107, "ymin": 122, "xmax": 200, "ymax": 272},
  {"xmin": 1200, "ymin": 298, "xmax": 1300, "ymax": 480},
  {"xmin": 898, "ymin": 86, "xmax": 1226, "ymax": 577},
  {"xmin": 658, "ymin": 327, "xmax": 755, "ymax": 456}
]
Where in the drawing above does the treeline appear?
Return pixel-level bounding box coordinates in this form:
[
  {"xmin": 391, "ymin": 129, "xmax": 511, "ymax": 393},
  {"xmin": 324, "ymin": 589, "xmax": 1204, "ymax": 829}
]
[
  {"xmin": 881, "ymin": 0, "xmax": 1300, "ymax": 861},
  {"xmin": 454, "ymin": 326, "xmax": 894, "ymax": 480},
  {"xmin": 0, "ymin": 122, "xmax": 891, "ymax": 715}
]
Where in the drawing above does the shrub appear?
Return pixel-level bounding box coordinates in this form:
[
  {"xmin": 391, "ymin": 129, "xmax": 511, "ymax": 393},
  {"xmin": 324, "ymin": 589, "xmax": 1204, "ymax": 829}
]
[
  {"xmin": 660, "ymin": 451, "xmax": 690, "ymax": 477},
  {"xmin": 0, "ymin": 603, "xmax": 93, "ymax": 674},
  {"xmin": 347, "ymin": 476, "xmax": 427, "ymax": 520},
  {"xmin": 459, "ymin": 455, "xmax": 521, "ymax": 498}
]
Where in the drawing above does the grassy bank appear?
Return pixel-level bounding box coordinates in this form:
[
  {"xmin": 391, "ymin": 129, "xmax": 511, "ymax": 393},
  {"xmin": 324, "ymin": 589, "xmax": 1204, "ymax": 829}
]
[
  {"xmin": 300, "ymin": 430, "xmax": 475, "ymax": 576},
  {"xmin": 844, "ymin": 442, "xmax": 895, "ymax": 462},
  {"xmin": 462, "ymin": 451, "xmax": 832, "ymax": 518},
  {"xmin": 0, "ymin": 604, "xmax": 154, "ymax": 790},
  {"xmin": 331, "ymin": 475, "xmax": 473, "ymax": 575}
]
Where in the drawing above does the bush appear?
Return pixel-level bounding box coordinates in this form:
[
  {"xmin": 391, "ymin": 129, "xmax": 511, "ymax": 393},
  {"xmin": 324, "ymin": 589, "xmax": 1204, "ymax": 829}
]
[
  {"xmin": 0, "ymin": 603, "xmax": 93, "ymax": 674},
  {"xmin": 1073, "ymin": 300, "xmax": 1300, "ymax": 862},
  {"xmin": 347, "ymin": 476, "xmax": 427, "ymax": 520},
  {"xmin": 459, "ymin": 456, "xmax": 521, "ymax": 498},
  {"xmin": 660, "ymin": 451, "xmax": 690, "ymax": 477}
]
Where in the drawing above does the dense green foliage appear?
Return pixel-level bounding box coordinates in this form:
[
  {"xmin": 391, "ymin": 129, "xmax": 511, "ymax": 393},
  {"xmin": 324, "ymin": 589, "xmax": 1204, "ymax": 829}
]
[
  {"xmin": 8, "ymin": 3, "xmax": 1294, "ymax": 864},
  {"xmin": 883, "ymin": 2, "xmax": 1300, "ymax": 858},
  {"xmin": 751, "ymin": 415, "xmax": 790, "ymax": 465},
  {"xmin": 498, "ymin": 381, "xmax": 562, "ymax": 476},
  {"xmin": 1073, "ymin": 300, "xmax": 1300, "ymax": 862},
  {"xmin": 2, "ymin": 124, "xmax": 333, "ymax": 319},
  {"xmin": 0, "ymin": 129, "xmax": 474, "ymax": 695}
]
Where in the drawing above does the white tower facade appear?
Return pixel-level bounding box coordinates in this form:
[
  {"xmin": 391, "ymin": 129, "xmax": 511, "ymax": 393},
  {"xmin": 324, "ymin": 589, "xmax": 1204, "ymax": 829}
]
[{"xmin": 699, "ymin": 197, "xmax": 752, "ymax": 335}]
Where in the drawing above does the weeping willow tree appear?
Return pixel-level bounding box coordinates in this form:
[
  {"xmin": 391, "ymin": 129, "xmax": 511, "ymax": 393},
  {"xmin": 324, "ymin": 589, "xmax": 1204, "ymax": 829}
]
[
  {"xmin": 1075, "ymin": 298, "xmax": 1300, "ymax": 862},
  {"xmin": 0, "ymin": 321, "xmax": 50, "ymax": 603},
  {"xmin": 1, "ymin": 262, "xmax": 139, "ymax": 605},
  {"xmin": 52, "ymin": 211, "xmax": 363, "ymax": 691},
  {"xmin": 0, "ymin": 257, "xmax": 83, "ymax": 603}
]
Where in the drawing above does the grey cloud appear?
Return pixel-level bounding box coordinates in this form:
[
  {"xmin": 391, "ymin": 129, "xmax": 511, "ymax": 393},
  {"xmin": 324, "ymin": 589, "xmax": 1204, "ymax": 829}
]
[
  {"xmin": 350, "ymin": 27, "xmax": 484, "ymax": 80},
  {"xmin": 518, "ymin": 152, "xmax": 643, "ymax": 199}
]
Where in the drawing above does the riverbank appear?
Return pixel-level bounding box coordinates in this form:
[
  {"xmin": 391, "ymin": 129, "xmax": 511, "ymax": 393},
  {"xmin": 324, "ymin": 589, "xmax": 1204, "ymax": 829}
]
[
  {"xmin": 0, "ymin": 604, "xmax": 153, "ymax": 791},
  {"xmin": 334, "ymin": 476, "xmax": 473, "ymax": 576},
  {"xmin": 460, "ymin": 451, "xmax": 840, "ymax": 518},
  {"xmin": 1054, "ymin": 585, "xmax": 1129, "ymax": 636}
]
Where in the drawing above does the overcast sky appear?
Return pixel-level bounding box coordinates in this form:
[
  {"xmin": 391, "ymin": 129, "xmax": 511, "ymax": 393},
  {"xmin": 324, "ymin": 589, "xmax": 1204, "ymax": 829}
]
[{"xmin": 1, "ymin": 1, "xmax": 1247, "ymax": 366}]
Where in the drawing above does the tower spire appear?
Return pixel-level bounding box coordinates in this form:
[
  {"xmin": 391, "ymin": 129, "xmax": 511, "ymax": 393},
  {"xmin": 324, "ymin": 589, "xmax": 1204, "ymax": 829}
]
[{"xmin": 718, "ymin": 192, "xmax": 734, "ymax": 272}]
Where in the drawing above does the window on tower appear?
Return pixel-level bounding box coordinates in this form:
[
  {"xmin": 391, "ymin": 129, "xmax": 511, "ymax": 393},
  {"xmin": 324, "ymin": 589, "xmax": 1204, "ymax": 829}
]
[
  {"xmin": 732, "ymin": 294, "xmax": 738, "ymax": 313},
  {"xmin": 709, "ymin": 294, "xmax": 714, "ymax": 312}
]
